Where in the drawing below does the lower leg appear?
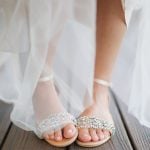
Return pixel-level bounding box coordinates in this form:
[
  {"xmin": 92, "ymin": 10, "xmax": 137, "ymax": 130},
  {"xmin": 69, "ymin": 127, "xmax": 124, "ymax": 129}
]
[
  {"xmin": 95, "ymin": 0, "xmax": 126, "ymax": 81},
  {"xmin": 33, "ymin": 77, "xmax": 76, "ymax": 141},
  {"xmin": 33, "ymin": 39, "xmax": 76, "ymax": 141},
  {"xmin": 78, "ymin": 0, "xmax": 126, "ymax": 142}
]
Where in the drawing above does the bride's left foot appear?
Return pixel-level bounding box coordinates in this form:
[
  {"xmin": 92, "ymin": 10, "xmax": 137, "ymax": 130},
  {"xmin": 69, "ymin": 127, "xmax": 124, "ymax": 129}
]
[{"xmin": 78, "ymin": 82, "xmax": 114, "ymax": 142}]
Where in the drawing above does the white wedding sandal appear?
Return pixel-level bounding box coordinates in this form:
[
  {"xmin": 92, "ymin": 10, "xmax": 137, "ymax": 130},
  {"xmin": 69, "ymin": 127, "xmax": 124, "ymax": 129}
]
[
  {"xmin": 36, "ymin": 74, "xmax": 78, "ymax": 147},
  {"xmin": 76, "ymin": 78, "xmax": 115, "ymax": 147}
]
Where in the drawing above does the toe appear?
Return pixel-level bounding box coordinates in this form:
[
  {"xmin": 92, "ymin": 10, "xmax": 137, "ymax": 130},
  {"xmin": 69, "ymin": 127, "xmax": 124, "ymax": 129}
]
[
  {"xmin": 43, "ymin": 133, "xmax": 50, "ymax": 140},
  {"xmin": 97, "ymin": 129, "xmax": 105, "ymax": 140},
  {"xmin": 103, "ymin": 129, "xmax": 111, "ymax": 138},
  {"xmin": 49, "ymin": 132, "xmax": 54, "ymax": 140},
  {"xmin": 54, "ymin": 129, "xmax": 63, "ymax": 141},
  {"xmin": 63, "ymin": 123, "xmax": 76, "ymax": 139},
  {"xmin": 89, "ymin": 128, "xmax": 99, "ymax": 142},
  {"xmin": 78, "ymin": 128, "xmax": 91, "ymax": 142}
]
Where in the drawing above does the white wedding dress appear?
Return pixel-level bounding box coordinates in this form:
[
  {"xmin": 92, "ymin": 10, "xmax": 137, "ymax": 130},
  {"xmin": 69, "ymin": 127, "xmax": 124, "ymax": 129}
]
[{"xmin": 0, "ymin": 0, "xmax": 150, "ymax": 138}]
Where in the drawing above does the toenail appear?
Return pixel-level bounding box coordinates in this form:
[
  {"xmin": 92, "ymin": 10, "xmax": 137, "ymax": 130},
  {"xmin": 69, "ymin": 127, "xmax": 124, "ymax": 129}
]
[
  {"xmin": 105, "ymin": 135, "xmax": 108, "ymax": 139},
  {"xmin": 83, "ymin": 134, "xmax": 89, "ymax": 137},
  {"xmin": 55, "ymin": 136, "xmax": 61, "ymax": 140},
  {"xmin": 100, "ymin": 134, "xmax": 105, "ymax": 139},
  {"xmin": 45, "ymin": 135, "xmax": 49, "ymax": 140},
  {"xmin": 50, "ymin": 135, "xmax": 54, "ymax": 139},
  {"xmin": 68, "ymin": 129, "xmax": 74, "ymax": 134}
]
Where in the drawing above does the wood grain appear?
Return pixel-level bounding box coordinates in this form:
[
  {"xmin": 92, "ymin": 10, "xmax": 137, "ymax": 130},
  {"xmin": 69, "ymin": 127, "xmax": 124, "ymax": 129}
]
[
  {"xmin": 2, "ymin": 124, "xmax": 65, "ymax": 150},
  {"xmin": 113, "ymin": 91, "xmax": 150, "ymax": 150},
  {"xmin": 1, "ymin": 91, "xmax": 150, "ymax": 150},
  {"xmin": 0, "ymin": 101, "xmax": 12, "ymax": 148}
]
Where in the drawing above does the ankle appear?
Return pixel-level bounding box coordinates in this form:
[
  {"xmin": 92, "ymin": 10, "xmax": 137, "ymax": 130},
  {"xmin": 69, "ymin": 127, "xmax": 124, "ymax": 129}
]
[
  {"xmin": 94, "ymin": 82, "xmax": 109, "ymax": 92},
  {"xmin": 93, "ymin": 84, "xmax": 109, "ymax": 106}
]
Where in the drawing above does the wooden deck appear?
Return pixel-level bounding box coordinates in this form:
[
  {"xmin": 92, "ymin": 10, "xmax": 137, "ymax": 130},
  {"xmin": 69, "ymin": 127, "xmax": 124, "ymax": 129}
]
[{"xmin": 0, "ymin": 91, "xmax": 150, "ymax": 150}]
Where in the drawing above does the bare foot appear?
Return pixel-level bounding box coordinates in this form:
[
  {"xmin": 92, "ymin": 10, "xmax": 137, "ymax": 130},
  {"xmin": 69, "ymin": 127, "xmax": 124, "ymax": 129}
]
[
  {"xmin": 33, "ymin": 79, "xmax": 76, "ymax": 141},
  {"xmin": 78, "ymin": 83, "xmax": 114, "ymax": 142}
]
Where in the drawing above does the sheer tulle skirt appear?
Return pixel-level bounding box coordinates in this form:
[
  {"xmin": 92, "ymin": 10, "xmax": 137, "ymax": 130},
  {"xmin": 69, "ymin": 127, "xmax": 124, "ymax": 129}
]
[{"xmin": 0, "ymin": 0, "xmax": 150, "ymax": 137}]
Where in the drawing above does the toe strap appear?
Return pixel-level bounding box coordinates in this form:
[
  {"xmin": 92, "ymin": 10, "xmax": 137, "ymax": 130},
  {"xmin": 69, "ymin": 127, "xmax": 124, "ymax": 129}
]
[
  {"xmin": 36, "ymin": 112, "xmax": 76, "ymax": 138},
  {"xmin": 77, "ymin": 116, "xmax": 115, "ymax": 135}
]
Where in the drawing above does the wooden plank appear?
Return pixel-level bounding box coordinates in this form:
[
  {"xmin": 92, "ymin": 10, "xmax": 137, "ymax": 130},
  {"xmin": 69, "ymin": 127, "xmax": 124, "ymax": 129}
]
[
  {"xmin": 0, "ymin": 101, "xmax": 12, "ymax": 148},
  {"xmin": 113, "ymin": 92, "xmax": 150, "ymax": 150},
  {"xmin": 69, "ymin": 91, "xmax": 133, "ymax": 150},
  {"xmin": 2, "ymin": 124, "xmax": 66, "ymax": 150}
]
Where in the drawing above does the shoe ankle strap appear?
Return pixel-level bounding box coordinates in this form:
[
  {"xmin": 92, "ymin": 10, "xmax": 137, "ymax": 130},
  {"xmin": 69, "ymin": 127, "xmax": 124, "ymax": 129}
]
[
  {"xmin": 39, "ymin": 74, "xmax": 53, "ymax": 82},
  {"xmin": 94, "ymin": 78, "xmax": 112, "ymax": 87}
]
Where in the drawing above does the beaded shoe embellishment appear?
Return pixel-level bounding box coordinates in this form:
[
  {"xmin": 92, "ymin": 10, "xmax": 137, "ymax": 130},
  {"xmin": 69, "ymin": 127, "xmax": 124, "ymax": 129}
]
[
  {"xmin": 77, "ymin": 116, "xmax": 115, "ymax": 135},
  {"xmin": 36, "ymin": 112, "xmax": 77, "ymax": 138}
]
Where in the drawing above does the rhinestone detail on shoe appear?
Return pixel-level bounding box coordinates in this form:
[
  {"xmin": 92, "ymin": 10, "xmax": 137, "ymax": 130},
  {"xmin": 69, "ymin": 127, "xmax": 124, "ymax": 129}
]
[
  {"xmin": 36, "ymin": 112, "xmax": 77, "ymax": 138},
  {"xmin": 77, "ymin": 116, "xmax": 115, "ymax": 135}
]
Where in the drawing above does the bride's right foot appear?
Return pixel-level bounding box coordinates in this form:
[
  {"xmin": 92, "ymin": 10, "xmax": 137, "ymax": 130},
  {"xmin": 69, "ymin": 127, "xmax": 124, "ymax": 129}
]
[{"xmin": 33, "ymin": 75, "xmax": 76, "ymax": 142}]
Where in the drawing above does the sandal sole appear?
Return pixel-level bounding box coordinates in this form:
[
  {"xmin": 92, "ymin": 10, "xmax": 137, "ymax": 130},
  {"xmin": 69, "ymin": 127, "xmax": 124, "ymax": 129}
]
[
  {"xmin": 45, "ymin": 131, "xmax": 78, "ymax": 147},
  {"xmin": 76, "ymin": 136, "xmax": 110, "ymax": 147}
]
